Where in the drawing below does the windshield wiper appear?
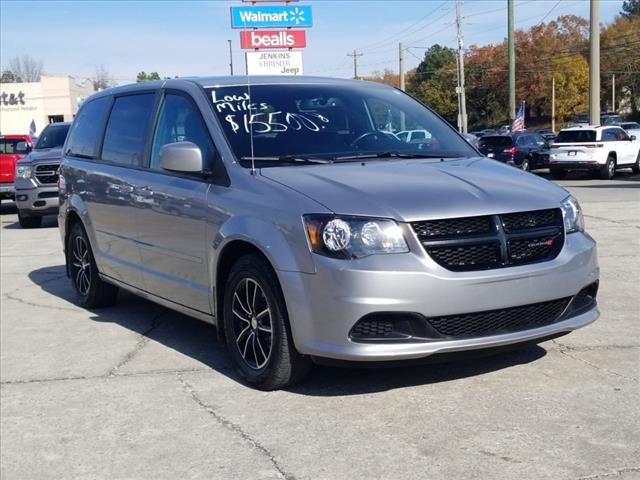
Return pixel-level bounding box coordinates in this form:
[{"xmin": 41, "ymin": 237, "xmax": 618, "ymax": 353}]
[
  {"xmin": 240, "ymin": 155, "xmax": 333, "ymax": 165},
  {"xmin": 335, "ymin": 151, "xmax": 454, "ymax": 161}
]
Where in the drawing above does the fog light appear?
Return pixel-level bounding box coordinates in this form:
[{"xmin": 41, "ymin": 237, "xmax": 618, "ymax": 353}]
[{"xmin": 17, "ymin": 195, "xmax": 28, "ymax": 201}]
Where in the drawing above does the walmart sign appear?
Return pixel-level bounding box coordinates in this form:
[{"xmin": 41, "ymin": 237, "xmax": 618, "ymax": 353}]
[{"xmin": 230, "ymin": 5, "xmax": 313, "ymax": 29}]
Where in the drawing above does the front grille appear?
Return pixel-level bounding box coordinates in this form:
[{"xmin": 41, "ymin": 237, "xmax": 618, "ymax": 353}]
[
  {"xmin": 35, "ymin": 164, "xmax": 59, "ymax": 184},
  {"xmin": 411, "ymin": 216, "xmax": 493, "ymax": 239},
  {"xmin": 427, "ymin": 243, "xmax": 500, "ymax": 271},
  {"xmin": 502, "ymin": 209, "xmax": 560, "ymax": 232},
  {"xmin": 411, "ymin": 208, "xmax": 564, "ymax": 272},
  {"xmin": 427, "ymin": 298, "xmax": 571, "ymax": 338}
]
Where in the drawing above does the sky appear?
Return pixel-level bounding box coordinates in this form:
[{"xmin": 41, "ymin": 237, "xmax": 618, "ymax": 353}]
[{"xmin": 0, "ymin": 0, "xmax": 626, "ymax": 84}]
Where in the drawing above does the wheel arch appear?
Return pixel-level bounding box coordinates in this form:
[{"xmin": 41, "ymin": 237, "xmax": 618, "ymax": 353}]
[{"xmin": 214, "ymin": 239, "xmax": 288, "ymax": 344}]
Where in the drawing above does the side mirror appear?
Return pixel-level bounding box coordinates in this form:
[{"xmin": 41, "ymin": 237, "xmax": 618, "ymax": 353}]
[
  {"xmin": 159, "ymin": 141, "xmax": 203, "ymax": 174},
  {"xmin": 16, "ymin": 141, "xmax": 28, "ymax": 153},
  {"xmin": 630, "ymin": 135, "xmax": 636, "ymax": 141}
]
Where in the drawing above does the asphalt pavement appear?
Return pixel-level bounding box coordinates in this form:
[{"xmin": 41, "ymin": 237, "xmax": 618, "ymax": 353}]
[{"xmin": 1, "ymin": 171, "xmax": 639, "ymax": 480}]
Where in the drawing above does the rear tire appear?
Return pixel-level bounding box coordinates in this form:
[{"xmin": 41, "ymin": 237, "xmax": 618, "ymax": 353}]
[
  {"xmin": 18, "ymin": 212, "xmax": 42, "ymax": 228},
  {"xmin": 601, "ymin": 156, "xmax": 616, "ymax": 179},
  {"xmin": 223, "ymin": 254, "xmax": 311, "ymax": 390},
  {"xmin": 633, "ymin": 152, "xmax": 640, "ymax": 174},
  {"xmin": 521, "ymin": 157, "xmax": 531, "ymax": 172},
  {"xmin": 550, "ymin": 168, "xmax": 566, "ymax": 180},
  {"xmin": 68, "ymin": 222, "xmax": 119, "ymax": 308}
]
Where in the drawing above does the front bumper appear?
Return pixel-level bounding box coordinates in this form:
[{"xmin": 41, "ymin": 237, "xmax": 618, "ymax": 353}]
[
  {"xmin": 280, "ymin": 230, "xmax": 599, "ymax": 361},
  {"xmin": 15, "ymin": 182, "xmax": 59, "ymax": 216},
  {"xmin": 0, "ymin": 182, "xmax": 14, "ymax": 198}
]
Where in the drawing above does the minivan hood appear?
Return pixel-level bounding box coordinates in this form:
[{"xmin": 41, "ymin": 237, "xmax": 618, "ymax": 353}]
[
  {"xmin": 261, "ymin": 157, "xmax": 568, "ymax": 221},
  {"xmin": 19, "ymin": 147, "xmax": 63, "ymax": 164}
]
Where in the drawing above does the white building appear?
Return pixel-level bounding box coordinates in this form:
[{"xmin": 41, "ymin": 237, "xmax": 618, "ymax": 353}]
[{"xmin": 0, "ymin": 76, "xmax": 94, "ymax": 136}]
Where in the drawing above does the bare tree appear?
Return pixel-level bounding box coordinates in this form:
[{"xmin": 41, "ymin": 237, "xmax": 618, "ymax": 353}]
[
  {"xmin": 91, "ymin": 64, "xmax": 115, "ymax": 91},
  {"xmin": 7, "ymin": 55, "xmax": 43, "ymax": 82}
]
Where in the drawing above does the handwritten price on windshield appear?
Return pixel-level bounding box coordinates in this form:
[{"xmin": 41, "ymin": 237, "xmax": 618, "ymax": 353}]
[{"xmin": 224, "ymin": 112, "xmax": 330, "ymax": 134}]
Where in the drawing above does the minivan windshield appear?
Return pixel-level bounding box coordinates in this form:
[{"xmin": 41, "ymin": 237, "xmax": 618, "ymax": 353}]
[
  {"xmin": 205, "ymin": 84, "xmax": 476, "ymax": 165},
  {"xmin": 35, "ymin": 124, "xmax": 70, "ymax": 149}
]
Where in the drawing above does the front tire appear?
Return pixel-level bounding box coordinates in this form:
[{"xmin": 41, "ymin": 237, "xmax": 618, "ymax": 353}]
[
  {"xmin": 601, "ymin": 156, "xmax": 616, "ymax": 179},
  {"xmin": 68, "ymin": 222, "xmax": 118, "ymax": 308},
  {"xmin": 18, "ymin": 212, "xmax": 42, "ymax": 228},
  {"xmin": 223, "ymin": 254, "xmax": 311, "ymax": 390}
]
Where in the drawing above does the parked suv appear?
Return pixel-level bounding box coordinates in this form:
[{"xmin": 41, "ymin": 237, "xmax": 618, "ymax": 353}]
[
  {"xmin": 0, "ymin": 134, "xmax": 34, "ymax": 202},
  {"xmin": 59, "ymin": 77, "xmax": 599, "ymax": 389},
  {"xmin": 549, "ymin": 126, "xmax": 640, "ymax": 179},
  {"xmin": 478, "ymin": 132, "xmax": 550, "ymax": 171},
  {"xmin": 14, "ymin": 122, "xmax": 71, "ymax": 227}
]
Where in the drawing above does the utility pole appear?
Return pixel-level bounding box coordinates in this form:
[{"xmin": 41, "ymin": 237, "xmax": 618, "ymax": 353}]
[
  {"xmin": 399, "ymin": 43, "xmax": 405, "ymax": 91},
  {"xmin": 455, "ymin": 0, "xmax": 468, "ymax": 133},
  {"xmin": 589, "ymin": 0, "xmax": 600, "ymax": 125},
  {"xmin": 347, "ymin": 50, "xmax": 363, "ymax": 80},
  {"xmin": 552, "ymin": 76, "xmax": 556, "ymax": 133},
  {"xmin": 508, "ymin": 0, "xmax": 516, "ymax": 123},
  {"xmin": 228, "ymin": 39, "xmax": 234, "ymax": 76},
  {"xmin": 611, "ymin": 74, "xmax": 616, "ymax": 112},
  {"xmin": 399, "ymin": 42, "xmax": 406, "ymax": 130}
]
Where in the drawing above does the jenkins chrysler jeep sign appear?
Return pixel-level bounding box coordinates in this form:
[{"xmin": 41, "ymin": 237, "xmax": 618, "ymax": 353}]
[{"xmin": 240, "ymin": 30, "xmax": 306, "ymax": 49}]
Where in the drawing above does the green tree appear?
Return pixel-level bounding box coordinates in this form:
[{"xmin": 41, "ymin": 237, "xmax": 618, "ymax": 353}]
[
  {"xmin": 136, "ymin": 71, "xmax": 161, "ymax": 82},
  {"xmin": 411, "ymin": 45, "xmax": 456, "ymax": 84},
  {"xmin": 621, "ymin": 0, "xmax": 640, "ymax": 18}
]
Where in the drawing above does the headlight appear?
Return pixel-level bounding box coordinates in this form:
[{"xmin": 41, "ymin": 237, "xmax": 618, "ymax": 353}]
[
  {"xmin": 15, "ymin": 165, "xmax": 33, "ymax": 179},
  {"xmin": 304, "ymin": 215, "xmax": 409, "ymax": 258},
  {"xmin": 560, "ymin": 196, "xmax": 584, "ymax": 233}
]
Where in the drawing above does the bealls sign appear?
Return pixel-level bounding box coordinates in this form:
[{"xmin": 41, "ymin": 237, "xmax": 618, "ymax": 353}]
[{"xmin": 240, "ymin": 30, "xmax": 306, "ymax": 49}]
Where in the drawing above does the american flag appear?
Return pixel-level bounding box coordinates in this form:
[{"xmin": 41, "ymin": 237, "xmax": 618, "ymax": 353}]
[{"xmin": 511, "ymin": 102, "xmax": 525, "ymax": 132}]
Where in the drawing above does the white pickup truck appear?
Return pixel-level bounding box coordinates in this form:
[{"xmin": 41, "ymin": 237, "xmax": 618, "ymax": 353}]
[{"xmin": 549, "ymin": 125, "xmax": 640, "ymax": 179}]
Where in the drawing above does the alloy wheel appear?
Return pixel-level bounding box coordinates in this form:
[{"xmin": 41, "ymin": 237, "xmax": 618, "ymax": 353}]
[
  {"xmin": 71, "ymin": 236, "xmax": 91, "ymax": 295},
  {"xmin": 231, "ymin": 278, "xmax": 274, "ymax": 370}
]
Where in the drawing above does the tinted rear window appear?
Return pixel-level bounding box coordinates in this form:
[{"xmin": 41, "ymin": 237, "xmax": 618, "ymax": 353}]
[
  {"xmin": 101, "ymin": 94, "xmax": 156, "ymax": 167},
  {"xmin": 66, "ymin": 97, "xmax": 111, "ymax": 159},
  {"xmin": 554, "ymin": 130, "xmax": 596, "ymax": 143},
  {"xmin": 479, "ymin": 136, "xmax": 512, "ymax": 148}
]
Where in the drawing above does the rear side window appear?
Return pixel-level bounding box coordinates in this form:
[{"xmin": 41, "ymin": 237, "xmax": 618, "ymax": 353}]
[
  {"xmin": 66, "ymin": 97, "xmax": 111, "ymax": 159},
  {"xmin": 601, "ymin": 129, "xmax": 618, "ymax": 142},
  {"xmin": 479, "ymin": 136, "xmax": 512, "ymax": 148},
  {"xmin": 554, "ymin": 130, "xmax": 596, "ymax": 143},
  {"xmin": 102, "ymin": 94, "xmax": 156, "ymax": 167},
  {"xmin": 0, "ymin": 139, "xmax": 22, "ymax": 153}
]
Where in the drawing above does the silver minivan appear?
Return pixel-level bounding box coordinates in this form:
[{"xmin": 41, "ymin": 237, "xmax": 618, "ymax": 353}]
[{"xmin": 59, "ymin": 77, "xmax": 599, "ymax": 389}]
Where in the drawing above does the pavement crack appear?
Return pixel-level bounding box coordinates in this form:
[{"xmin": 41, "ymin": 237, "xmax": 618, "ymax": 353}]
[
  {"xmin": 107, "ymin": 311, "xmax": 166, "ymax": 376},
  {"xmin": 176, "ymin": 373, "xmax": 293, "ymax": 480},
  {"xmin": 552, "ymin": 340, "xmax": 639, "ymax": 383},
  {"xmin": 1, "ymin": 367, "xmax": 211, "ymax": 386},
  {"xmin": 2, "ymin": 290, "xmax": 78, "ymax": 312},
  {"xmin": 576, "ymin": 466, "xmax": 640, "ymax": 479}
]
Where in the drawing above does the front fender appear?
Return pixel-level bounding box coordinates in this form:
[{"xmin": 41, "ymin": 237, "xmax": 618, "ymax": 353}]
[{"xmin": 213, "ymin": 214, "xmax": 316, "ymax": 275}]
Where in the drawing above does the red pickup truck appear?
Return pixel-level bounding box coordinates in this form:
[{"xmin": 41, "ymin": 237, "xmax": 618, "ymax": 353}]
[{"xmin": 0, "ymin": 134, "xmax": 34, "ymax": 201}]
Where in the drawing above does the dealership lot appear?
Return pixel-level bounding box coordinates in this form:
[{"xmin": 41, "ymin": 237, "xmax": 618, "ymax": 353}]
[{"xmin": 1, "ymin": 173, "xmax": 638, "ymax": 480}]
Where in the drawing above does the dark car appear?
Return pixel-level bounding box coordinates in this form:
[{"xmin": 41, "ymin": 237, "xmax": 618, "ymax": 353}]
[
  {"xmin": 536, "ymin": 129, "xmax": 556, "ymax": 141},
  {"xmin": 478, "ymin": 132, "xmax": 550, "ymax": 171}
]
